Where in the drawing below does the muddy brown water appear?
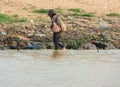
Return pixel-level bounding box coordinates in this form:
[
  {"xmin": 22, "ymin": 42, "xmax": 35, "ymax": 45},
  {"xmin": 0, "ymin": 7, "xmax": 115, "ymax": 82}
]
[{"xmin": 0, "ymin": 50, "xmax": 120, "ymax": 87}]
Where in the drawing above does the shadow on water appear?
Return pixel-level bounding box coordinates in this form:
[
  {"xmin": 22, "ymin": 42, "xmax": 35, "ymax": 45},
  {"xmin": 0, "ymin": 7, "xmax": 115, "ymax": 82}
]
[{"xmin": 50, "ymin": 50, "xmax": 65, "ymax": 59}]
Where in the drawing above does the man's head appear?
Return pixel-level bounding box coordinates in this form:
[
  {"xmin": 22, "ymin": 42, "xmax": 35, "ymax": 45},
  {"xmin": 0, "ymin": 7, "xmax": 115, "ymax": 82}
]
[{"xmin": 48, "ymin": 9, "xmax": 56, "ymax": 18}]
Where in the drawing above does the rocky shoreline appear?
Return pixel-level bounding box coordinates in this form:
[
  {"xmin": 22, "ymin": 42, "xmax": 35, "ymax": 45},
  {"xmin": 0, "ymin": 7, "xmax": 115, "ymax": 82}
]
[{"xmin": 0, "ymin": 16, "xmax": 120, "ymax": 50}]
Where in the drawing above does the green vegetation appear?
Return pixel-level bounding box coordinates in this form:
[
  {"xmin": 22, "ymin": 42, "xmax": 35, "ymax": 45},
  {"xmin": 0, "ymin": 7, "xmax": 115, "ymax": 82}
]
[
  {"xmin": 32, "ymin": 8, "xmax": 94, "ymax": 17},
  {"xmin": 45, "ymin": 42, "xmax": 54, "ymax": 49},
  {"xmin": 80, "ymin": 13, "xmax": 94, "ymax": 17},
  {"xmin": 55, "ymin": 8, "xmax": 62, "ymax": 14},
  {"xmin": 0, "ymin": 13, "xmax": 27, "ymax": 23},
  {"xmin": 66, "ymin": 35, "xmax": 95, "ymax": 49},
  {"xmin": 68, "ymin": 8, "xmax": 81, "ymax": 13},
  {"xmin": 67, "ymin": 8, "xmax": 94, "ymax": 17},
  {"xmin": 0, "ymin": 13, "xmax": 10, "ymax": 23},
  {"xmin": 33, "ymin": 9, "xmax": 49, "ymax": 14},
  {"xmin": 67, "ymin": 40, "xmax": 78, "ymax": 49},
  {"xmin": 33, "ymin": 8, "xmax": 63, "ymax": 14},
  {"xmin": 68, "ymin": 8, "xmax": 85, "ymax": 13},
  {"xmin": 70, "ymin": 13, "xmax": 94, "ymax": 17},
  {"xmin": 106, "ymin": 13, "xmax": 120, "ymax": 17},
  {"xmin": 67, "ymin": 39, "xmax": 88, "ymax": 49}
]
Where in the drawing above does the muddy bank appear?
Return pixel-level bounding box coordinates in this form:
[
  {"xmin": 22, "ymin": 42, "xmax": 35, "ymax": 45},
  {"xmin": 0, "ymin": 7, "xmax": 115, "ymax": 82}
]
[{"xmin": 0, "ymin": 16, "xmax": 120, "ymax": 50}]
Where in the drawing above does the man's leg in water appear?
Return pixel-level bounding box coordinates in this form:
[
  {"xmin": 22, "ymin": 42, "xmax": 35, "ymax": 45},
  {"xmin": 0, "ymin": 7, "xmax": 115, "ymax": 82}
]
[
  {"xmin": 53, "ymin": 32, "xmax": 64, "ymax": 50},
  {"xmin": 53, "ymin": 32, "xmax": 59, "ymax": 50}
]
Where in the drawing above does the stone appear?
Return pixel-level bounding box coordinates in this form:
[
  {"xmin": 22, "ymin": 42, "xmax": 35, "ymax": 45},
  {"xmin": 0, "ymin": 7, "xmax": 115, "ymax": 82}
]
[
  {"xmin": 78, "ymin": 43, "xmax": 97, "ymax": 50},
  {"xmin": 91, "ymin": 41, "xmax": 107, "ymax": 49},
  {"xmin": 105, "ymin": 43, "xmax": 117, "ymax": 49},
  {"xmin": 30, "ymin": 42, "xmax": 44, "ymax": 49}
]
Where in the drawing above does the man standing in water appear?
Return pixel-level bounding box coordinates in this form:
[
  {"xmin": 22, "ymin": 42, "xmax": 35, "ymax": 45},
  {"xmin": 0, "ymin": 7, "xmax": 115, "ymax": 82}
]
[{"xmin": 48, "ymin": 9, "xmax": 66, "ymax": 50}]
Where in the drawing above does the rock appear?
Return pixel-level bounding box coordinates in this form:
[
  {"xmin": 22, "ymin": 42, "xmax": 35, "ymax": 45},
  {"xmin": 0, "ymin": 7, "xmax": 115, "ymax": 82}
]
[
  {"xmin": 78, "ymin": 43, "xmax": 97, "ymax": 50},
  {"xmin": 32, "ymin": 33, "xmax": 49, "ymax": 42},
  {"xmin": 112, "ymin": 40, "xmax": 120, "ymax": 49},
  {"xmin": 34, "ymin": 33, "xmax": 46, "ymax": 37},
  {"xmin": 0, "ymin": 32, "xmax": 7, "ymax": 35},
  {"xmin": 25, "ymin": 41, "xmax": 33, "ymax": 49},
  {"xmin": 112, "ymin": 21, "xmax": 120, "ymax": 28},
  {"xmin": 9, "ymin": 45, "xmax": 17, "ymax": 49},
  {"xmin": 92, "ymin": 41, "xmax": 107, "ymax": 49},
  {"xmin": 8, "ymin": 40, "xmax": 27, "ymax": 49},
  {"xmin": 18, "ymin": 41, "xmax": 27, "ymax": 49},
  {"xmin": 111, "ymin": 32, "xmax": 120, "ymax": 40},
  {"xmin": 9, "ymin": 41, "xmax": 17, "ymax": 49},
  {"xmin": 32, "ymin": 42, "xmax": 44, "ymax": 49},
  {"xmin": 105, "ymin": 43, "xmax": 117, "ymax": 49},
  {"xmin": 26, "ymin": 41, "xmax": 44, "ymax": 49},
  {"xmin": 0, "ymin": 45, "xmax": 6, "ymax": 50}
]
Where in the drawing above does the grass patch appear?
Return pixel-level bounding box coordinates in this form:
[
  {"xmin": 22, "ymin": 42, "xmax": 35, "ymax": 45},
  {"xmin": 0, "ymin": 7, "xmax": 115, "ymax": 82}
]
[
  {"xmin": 68, "ymin": 8, "xmax": 82, "ymax": 13},
  {"xmin": 55, "ymin": 8, "xmax": 62, "ymax": 14},
  {"xmin": 0, "ymin": 14, "xmax": 10, "ymax": 23},
  {"xmin": 12, "ymin": 18, "xmax": 27, "ymax": 22},
  {"xmin": 33, "ymin": 8, "xmax": 63, "ymax": 14},
  {"xmin": 33, "ymin": 9, "xmax": 49, "ymax": 14},
  {"xmin": 67, "ymin": 8, "xmax": 95, "ymax": 17},
  {"xmin": 66, "ymin": 35, "xmax": 96, "ymax": 49},
  {"xmin": 106, "ymin": 13, "xmax": 120, "ymax": 17},
  {"xmin": 0, "ymin": 13, "xmax": 27, "ymax": 23},
  {"xmin": 80, "ymin": 13, "xmax": 94, "ymax": 17},
  {"xmin": 70, "ymin": 13, "xmax": 94, "ymax": 17}
]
